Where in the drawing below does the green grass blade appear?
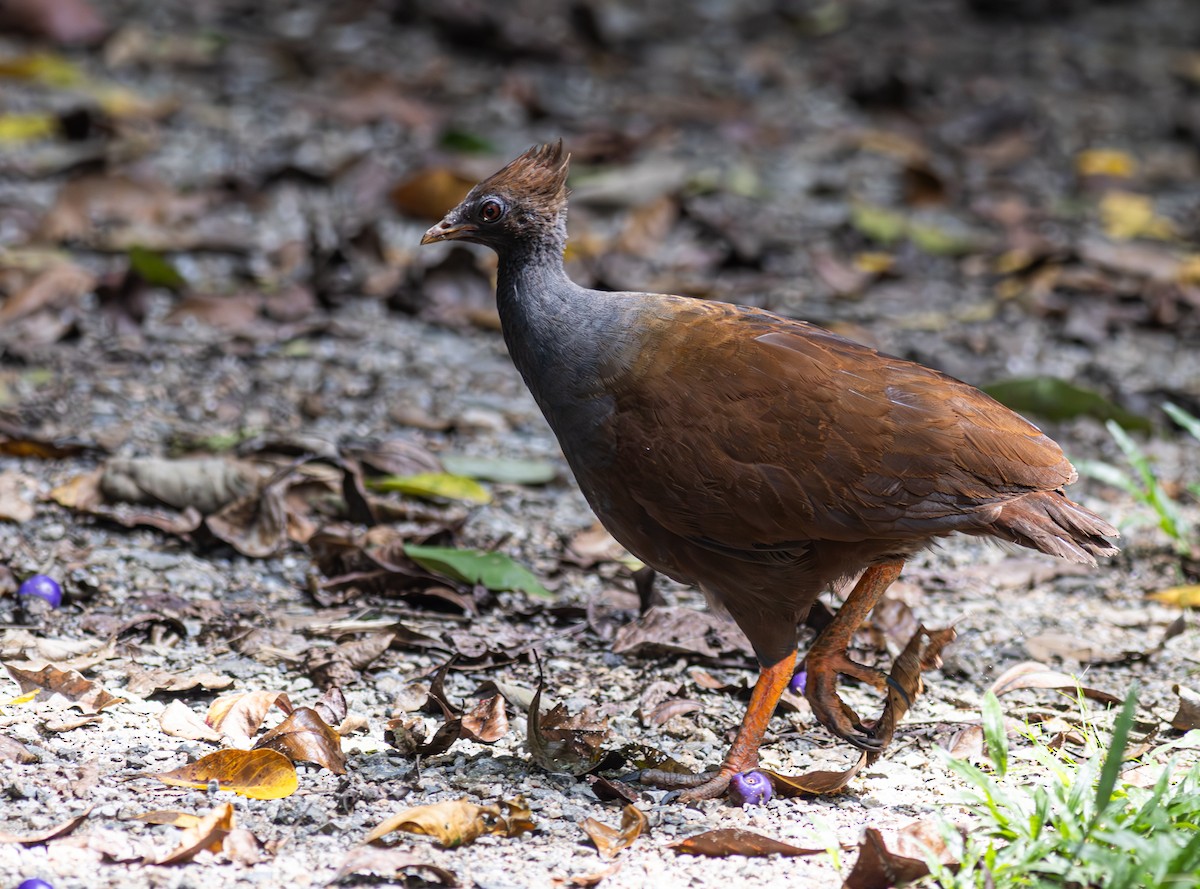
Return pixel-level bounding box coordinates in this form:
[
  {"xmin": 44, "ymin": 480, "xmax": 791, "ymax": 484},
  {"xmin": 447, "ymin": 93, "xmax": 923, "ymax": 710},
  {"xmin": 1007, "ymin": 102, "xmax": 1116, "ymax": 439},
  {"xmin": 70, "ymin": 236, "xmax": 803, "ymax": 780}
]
[{"xmin": 1093, "ymin": 685, "xmax": 1138, "ymax": 826}]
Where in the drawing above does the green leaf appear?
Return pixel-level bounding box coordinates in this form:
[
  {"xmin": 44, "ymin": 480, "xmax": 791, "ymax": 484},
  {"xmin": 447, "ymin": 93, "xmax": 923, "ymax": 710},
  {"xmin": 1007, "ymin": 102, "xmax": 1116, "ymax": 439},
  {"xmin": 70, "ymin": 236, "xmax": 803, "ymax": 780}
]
[
  {"xmin": 981, "ymin": 691, "xmax": 1008, "ymax": 778},
  {"xmin": 128, "ymin": 246, "xmax": 186, "ymax": 292},
  {"xmin": 403, "ymin": 544, "xmax": 551, "ymax": 599},
  {"xmin": 1092, "ymin": 684, "xmax": 1138, "ymax": 825},
  {"xmin": 439, "ymin": 129, "xmax": 495, "ymax": 153},
  {"xmin": 1164, "ymin": 402, "xmax": 1200, "ymax": 444},
  {"xmin": 369, "ymin": 472, "xmax": 492, "ymax": 505},
  {"xmin": 850, "ymin": 203, "xmax": 908, "ymax": 246},
  {"xmin": 440, "ymin": 455, "xmax": 558, "ymax": 485},
  {"xmin": 908, "ymin": 220, "xmax": 978, "ymax": 256},
  {"xmin": 983, "ymin": 377, "xmax": 1151, "ymax": 432}
]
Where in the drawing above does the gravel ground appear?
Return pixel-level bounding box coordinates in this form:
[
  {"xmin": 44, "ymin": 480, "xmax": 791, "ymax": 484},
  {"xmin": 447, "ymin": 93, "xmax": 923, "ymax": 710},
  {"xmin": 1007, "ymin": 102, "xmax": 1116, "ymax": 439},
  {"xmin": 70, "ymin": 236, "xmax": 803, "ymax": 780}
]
[{"xmin": 2, "ymin": 0, "xmax": 1200, "ymax": 886}]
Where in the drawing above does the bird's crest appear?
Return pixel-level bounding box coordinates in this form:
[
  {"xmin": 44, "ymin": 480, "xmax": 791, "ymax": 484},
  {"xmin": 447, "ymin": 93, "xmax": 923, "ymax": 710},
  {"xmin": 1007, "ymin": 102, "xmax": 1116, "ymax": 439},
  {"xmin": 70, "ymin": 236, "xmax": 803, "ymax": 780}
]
[{"xmin": 475, "ymin": 140, "xmax": 570, "ymax": 215}]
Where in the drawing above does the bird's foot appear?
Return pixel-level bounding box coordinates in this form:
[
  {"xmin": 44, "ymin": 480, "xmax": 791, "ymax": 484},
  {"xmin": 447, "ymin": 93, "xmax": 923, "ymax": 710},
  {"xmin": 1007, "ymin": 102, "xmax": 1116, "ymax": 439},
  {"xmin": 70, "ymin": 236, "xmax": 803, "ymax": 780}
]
[
  {"xmin": 804, "ymin": 646, "xmax": 888, "ymax": 752},
  {"xmin": 638, "ymin": 767, "xmax": 732, "ymax": 801}
]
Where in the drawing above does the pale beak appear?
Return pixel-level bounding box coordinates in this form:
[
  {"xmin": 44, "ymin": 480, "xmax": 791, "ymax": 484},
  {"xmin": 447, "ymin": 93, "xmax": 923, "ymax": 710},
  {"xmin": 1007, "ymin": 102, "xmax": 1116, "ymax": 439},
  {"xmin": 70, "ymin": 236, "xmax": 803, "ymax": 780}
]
[{"xmin": 421, "ymin": 219, "xmax": 477, "ymax": 245}]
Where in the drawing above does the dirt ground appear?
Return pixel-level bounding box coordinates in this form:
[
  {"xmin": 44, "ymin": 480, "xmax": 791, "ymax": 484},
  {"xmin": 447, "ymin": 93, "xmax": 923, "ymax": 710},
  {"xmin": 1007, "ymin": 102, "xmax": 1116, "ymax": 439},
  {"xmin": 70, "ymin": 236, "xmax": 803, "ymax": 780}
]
[{"xmin": 2, "ymin": 0, "xmax": 1200, "ymax": 886}]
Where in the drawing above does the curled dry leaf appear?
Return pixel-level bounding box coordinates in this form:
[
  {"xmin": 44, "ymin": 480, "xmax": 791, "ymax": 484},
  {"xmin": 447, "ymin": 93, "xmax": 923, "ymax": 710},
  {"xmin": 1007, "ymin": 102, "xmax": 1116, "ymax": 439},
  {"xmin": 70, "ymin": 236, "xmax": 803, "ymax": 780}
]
[
  {"xmin": 867, "ymin": 625, "xmax": 957, "ymax": 752},
  {"xmin": 581, "ymin": 805, "xmax": 648, "ymax": 860},
  {"xmin": 365, "ymin": 797, "xmax": 534, "ymax": 848},
  {"xmin": 762, "ymin": 751, "xmax": 869, "ymax": 798},
  {"xmin": 987, "ymin": 660, "xmax": 1121, "ymax": 705},
  {"xmin": 1169, "ymin": 684, "xmax": 1200, "ymax": 731},
  {"xmin": 313, "ymin": 685, "xmax": 349, "ymax": 727},
  {"xmin": 159, "ymin": 699, "xmax": 222, "ymax": 742},
  {"xmin": 206, "ymin": 690, "xmax": 293, "ymax": 748},
  {"xmin": 461, "ymin": 694, "xmax": 510, "ymax": 743},
  {"xmin": 843, "ymin": 822, "xmax": 958, "ymax": 889},
  {"xmin": 0, "ymin": 808, "xmax": 91, "ymax": 845},
  {"xmin": 253, "ymin": 706, "xmax": 347, "ymax": 774},
  {"xmin": 4, "ymin": 662, "xmax": 125, "ymax": 713},
  {"xmin": 99, "ymin": 456, "xmax": 260, "ymax": 515},
  {"xmin": 153, "ymin": 749, "xmax": 299, "ymax": 800},
  {"xmin": 154, "ymin": 802, "xmax": 234, "ymax": 865},
  {"xmin": 527, "ymin": 678, "xmax": 610, "ymax": 777},
  {"xmin": 668, "ymin": 828, "xmax": 824, "ymax": 858},
  {"xmin": 336, "ymin": 846, "xmax": 459, "ymax": 886},
  {"xmin": 123, "ymin": 666, "xmax": 233, "ymax": 697},
  {"xmin": 611, "ymin": 605, "xmax": 754, "ymax": 660},
  {"xmin": 305, "ymin": 632, "xmax": 394, "ymax": 689},
  {"xmin": 0, "ymin": 734, "xmax": 37, "ymax": 764}
]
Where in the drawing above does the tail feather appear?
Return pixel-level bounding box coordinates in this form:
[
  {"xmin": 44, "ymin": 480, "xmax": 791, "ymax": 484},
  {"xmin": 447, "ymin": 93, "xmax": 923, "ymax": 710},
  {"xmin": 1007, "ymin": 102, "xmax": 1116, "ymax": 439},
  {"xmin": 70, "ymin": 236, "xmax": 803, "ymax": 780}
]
[{"xmin": 987, "ymin": 491, "xmax": 1119, "ymax": 566}]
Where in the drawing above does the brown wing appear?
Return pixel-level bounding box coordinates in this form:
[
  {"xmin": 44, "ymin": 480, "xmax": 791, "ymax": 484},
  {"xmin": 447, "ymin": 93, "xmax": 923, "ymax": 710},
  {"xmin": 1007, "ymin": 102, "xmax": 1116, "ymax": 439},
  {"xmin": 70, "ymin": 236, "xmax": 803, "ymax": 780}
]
[{"xmin": 605, "ymin": 298, "xmax": 1074, "ymax": 550}]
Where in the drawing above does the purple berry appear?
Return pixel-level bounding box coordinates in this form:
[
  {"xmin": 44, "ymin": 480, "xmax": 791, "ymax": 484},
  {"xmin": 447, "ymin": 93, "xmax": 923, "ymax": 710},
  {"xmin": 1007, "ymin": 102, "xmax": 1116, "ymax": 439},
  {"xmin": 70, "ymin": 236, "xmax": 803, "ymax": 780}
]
[
  {"xmin": 789, "ymin": 669, "xmax": 807, "ymax": 695},
  {"xmin": 17, "ymin": 574, "xmax": 62, "ymax": 609},
  {"xmin": 729, "ymin": 770, "xmax": 773, "ymax": 807},
  {"xmin": 19, "ymin": 879, "xmax": 55, "ymax": 889}
]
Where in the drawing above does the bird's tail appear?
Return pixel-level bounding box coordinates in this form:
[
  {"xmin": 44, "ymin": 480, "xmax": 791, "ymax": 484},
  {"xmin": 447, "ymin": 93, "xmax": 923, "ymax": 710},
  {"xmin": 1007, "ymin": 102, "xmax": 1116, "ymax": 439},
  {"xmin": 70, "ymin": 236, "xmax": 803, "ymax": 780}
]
[{"xmin": 987, "ymin": 490, "xmax": 1119, "ymax": 566}]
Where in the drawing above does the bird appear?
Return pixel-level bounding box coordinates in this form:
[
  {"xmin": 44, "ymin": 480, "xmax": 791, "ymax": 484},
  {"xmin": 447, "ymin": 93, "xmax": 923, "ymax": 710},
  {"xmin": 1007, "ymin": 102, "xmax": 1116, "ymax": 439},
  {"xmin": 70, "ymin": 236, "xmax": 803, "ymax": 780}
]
[{"xmin": 420, "ymin": 141, "xmax": 1118, "ymax": 801}]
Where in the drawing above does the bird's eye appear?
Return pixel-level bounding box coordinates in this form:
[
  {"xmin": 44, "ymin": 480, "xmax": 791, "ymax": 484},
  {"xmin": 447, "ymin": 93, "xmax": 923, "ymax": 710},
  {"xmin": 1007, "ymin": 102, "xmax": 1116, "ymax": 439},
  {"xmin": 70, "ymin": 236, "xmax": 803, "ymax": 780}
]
[{"xmin": 479, "ymin": 198, "xmax": 505, "ymax": 223}]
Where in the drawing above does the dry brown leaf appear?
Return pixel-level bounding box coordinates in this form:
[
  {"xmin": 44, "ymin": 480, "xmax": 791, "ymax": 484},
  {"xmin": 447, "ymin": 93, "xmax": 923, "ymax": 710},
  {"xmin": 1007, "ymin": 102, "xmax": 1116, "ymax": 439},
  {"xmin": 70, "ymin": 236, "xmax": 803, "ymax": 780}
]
[
  {"xmin": 154, "ymin": 802, "xmax": 235, "ymax": 865},
  {"xmin": 305, "ymin": 632, "xmax": 394, "ymax": 689},
  {"xmin": 365, "ymin": 797, "xmax": 534, "ymax": 848},
  {"xmin": 38, "ymin": 174, "xmax": 208, "ymax": 244},
  {"xmin": 123, "ymin": 666, "xmax": 233, "ymax": 697},
  {"xmin": 585, "ymin": 775, "xmax": 639, "ymax": 804},
  {"xmin": 153, "ymin": 749, "xmax": 298, "ymax": 800},
  {"xmin": 313, "ymin": 685, "xmax": 349, "ymax": 727},
  {"xmin": 0, "ymin": 808, "xmax": 91, "ymax": 844},
  {"xmin": 564, "ymin": 523, "xmax": 630, "ymax": 567},
  {"xmin": 44, "ymin": 714, "xmax": 101, "ymax": 732},
  {"xmin": 763, "ymin": 752, "xmax": 868, "ymax": 797},
  {"xmin": 611, "ymin": 605, "xmax": 753, "ymax": 660},
  {"xmin": 527, "ymin": 679, "xmax": 610, "ymax": 777},
  {"xmin": 253, "ymin": 706, "xmax": 347, "ymax": 774},
  {"xmin": 987, "ymin": 661, "xmax": 1121, "ymax": 705},
  {"xmin": 336, "ymin": 846, "xmax": 459, "ymax": 885},
  {"xmin": 391, "ymin": 168, "xmax": 477, "ymax": 221},
  {"xmin": 1024, "ymin": 632, "xmax": 1099, "ymax": 663},
  {"xmin": 160, "ymin": 699, "xmax": 223, "ymax": 742},
  {"xmin": 0, "ymin": 262, "xmax": 95, "ymax": 325},
  {"xmin": 1169, "ymin": 684, "xmax": 1200, "ymax": 731},
  {"xmin": 0, "ymin": 469, "xmax": 36, "ymax": 522},
  {"xmin": 461, "ymin": 694, "xmax": 510, "ymax": 743},
  {"xmin": 551, "ymin": 862, "xmax": 621, "ymax": 887},
  {"xmin": 206, "ymin": 690, "xmax": 293, "ymax": 747},
  {"xmin": 843, "ymin": 822, "xmax": 957, "ymax": 889},
  {"xmin": 644, "ymin": 698, "xmax": 702, "ymax": 727},
  {"xmin": 868, "ymin": 625, "xmax": 957, "ymax": 752},
  {"xmin": 0, "ymin": 734, "xmax": 37, "ymax": 763},
  {"xmin": 581, "ymin": 805, "xmax": 647, "ymax": 860},
  {"xmin": 4, "ymin": 662, "xmax": 125, "ymax": 713},
  {"xmin": 668, "ymin": 828, "xmax": 824, "ymax": 858}
]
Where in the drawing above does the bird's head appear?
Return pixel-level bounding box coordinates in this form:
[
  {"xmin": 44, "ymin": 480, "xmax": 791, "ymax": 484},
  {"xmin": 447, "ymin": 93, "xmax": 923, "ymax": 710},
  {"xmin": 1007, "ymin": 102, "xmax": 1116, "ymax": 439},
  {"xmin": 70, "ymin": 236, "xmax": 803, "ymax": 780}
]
[{"xmin": 421, "ymin": 141, "xmax": 570, "ymax": 251}]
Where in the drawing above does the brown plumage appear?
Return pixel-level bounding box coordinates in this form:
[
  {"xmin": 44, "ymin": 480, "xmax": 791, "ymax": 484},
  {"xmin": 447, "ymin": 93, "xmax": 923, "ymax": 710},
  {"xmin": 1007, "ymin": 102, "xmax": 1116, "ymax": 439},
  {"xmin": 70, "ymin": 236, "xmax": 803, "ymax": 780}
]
[{"xmin": 422, "ymin": 142, "xmax": 1118, "ymax": 801}]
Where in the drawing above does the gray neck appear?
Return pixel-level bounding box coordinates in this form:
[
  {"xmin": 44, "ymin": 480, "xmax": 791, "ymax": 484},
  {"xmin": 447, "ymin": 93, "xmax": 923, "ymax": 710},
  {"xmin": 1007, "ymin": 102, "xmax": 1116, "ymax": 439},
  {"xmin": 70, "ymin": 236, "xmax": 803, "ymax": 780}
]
[{"xmin": 494, "ymin": 225, "xmax": 633, "ymax": 414}]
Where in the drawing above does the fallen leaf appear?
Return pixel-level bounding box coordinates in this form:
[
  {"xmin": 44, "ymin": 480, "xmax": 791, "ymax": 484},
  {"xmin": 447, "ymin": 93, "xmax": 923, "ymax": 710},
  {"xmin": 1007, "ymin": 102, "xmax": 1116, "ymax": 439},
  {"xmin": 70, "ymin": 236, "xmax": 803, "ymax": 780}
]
[
  {"xmin": 254, "ymin": 706, "xmax": 347, "ymax": 774},
  {"xmin": 581, "ymin": 805, "xmax": 647, "ymax": 860},
  {"xmin": 527, "ymin": 676, "xmax": 610, "ymax": 777},
  {"xmin": 1147, "ymin": 585, "xmax": 1200, "ymax": 608},
  {"xmin": 1169, "ymin": 685, "xmax": 1200, "ymax": 731},
  {"xmin": 404, "ymin": 543, "xmax": 551, "ymax": 599},
  {"xmin": 1024, "ymin": 633, "xmax": 1098, "ymax": 663},
  {"xmin": 611, "ymin": 605, "xmax": 753, "ymax": 659},
  {"xmin": 391, "ymin": 167, "xmax": 477, "ymax": 221},
  {"xmin": 1076, "ymin": 149, "xmax": 1137, "ymax": 179},
  {"xmin": 843, "ymin": 822, "xmax": 957, "ymax": 889},
  {"xmin": 370, "ymin": 472, "xmax": 492, "ymax": 505},
  {"xmin": 1099, "ymin": 191, "xmax": 1176, "ymax": 241},
  {"xmin": 4, "ymin": 663, "xmax": 125, "ymax": 713},
  {"xmin": 154, "ymin": 802, "xmax": 234, "ymax": 865},
  {"xmin": 987, "ymin": 661, "xmax": 1121, "ymax": 705},
  {"xmin": 551, "ymin": 862, "xmax": 621, "ymax": 887},
  {"xmin": 763, "ymin": 752, "xmax": 869, "ymax": 797},
  {"xmin": 0, "ymin": 261, "xmax": 95, "ymax": 325},
  {"xmin": 461, "ymin": 694, "xmax": 510, "ymax": 743},
  {"xmin": 123, "ymin": 667, "xmax": 233, "ymax": 698},
  {"xmin": 153, "ymin": 749, "xmax": 298, "ymax": 800},
  {"xmin": 342, "ymin": 437, "xmax": 443, "ymax": 477},
  {"xmin": 99, "ymin": 456, "xmax": 260, "ymax": 515},
  {"xmin": 669, "ymin": 828, "xmax": 824, "ymax": 858},
  {"xmin": 983, "ymin": 378, "xmax": 1150, "ymax": 431},
  {"xmin": 0, "ymin": 0, "xmax": 108, "ymax": 46},
  {"xmin": 206, "ymin": 690, "xmax": 293, "ymax": 747},
  {"xmin": 336, "ymin": 846, "xmax": 459, "ymax": 885},
  {"xmin": 0, "ymin": 470, "xmax": 36, "ymax": 522},
  {"xmin": 0, "ymin": 112, "xmax": 57, "ymax": 143},
  {"xmin": 867, "ymin": 626, "xmax": 957, "ymax": 752},
  {"xmin": 0, "ymin": 734, "xmax": 37, "ymax": 763},
  {"xmin": 365, "ymin": 797, "xmax": 534, "ymax": 848},
  {"xmin": 0, "ymin": 808, "xmax": 91, "ymax": 844}
]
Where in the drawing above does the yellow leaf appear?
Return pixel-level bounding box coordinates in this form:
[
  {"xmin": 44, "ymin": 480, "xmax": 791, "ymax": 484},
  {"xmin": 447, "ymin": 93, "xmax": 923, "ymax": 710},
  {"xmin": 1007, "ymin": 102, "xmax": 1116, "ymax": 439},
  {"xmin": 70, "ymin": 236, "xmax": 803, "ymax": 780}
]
[
  {"xmin": 1076, "ymin": 149, "xmax": 1136, "ymax": 179},
  {"xmin": 0, "ymin": 52, "xmax": 83, "ymax": 87},
  {"xmin": 1177, "ymin": 255, "xmax": 1200, "ymax": 286},
  {"xmin": 153, "ymin": 749, "xmax": 299, "ymax": 800},
  {"xmin": 1100, "ymin": 191, "xmax": 1176, "ymax": 241},
  {"xmin": 0, "ymin": 113, "xmax": 56, "ymax": 143},
  {"xmin": 370, "ymin": 472, "xmax": 491, "ymax": 505},
  {"xmin": 1147, "ymin": 585, "xmax": 1200, "ymax": 608},
  {"xmin": 365, "ymin": 798, "xmax": 534, "ymax": 848},
  {"xmin": 853, "ymin": 252, "xmax": 895, "ymax": 274},
  {"xmin": 5, "ymin": 690, "xmax": 40, "ymax": 705}
]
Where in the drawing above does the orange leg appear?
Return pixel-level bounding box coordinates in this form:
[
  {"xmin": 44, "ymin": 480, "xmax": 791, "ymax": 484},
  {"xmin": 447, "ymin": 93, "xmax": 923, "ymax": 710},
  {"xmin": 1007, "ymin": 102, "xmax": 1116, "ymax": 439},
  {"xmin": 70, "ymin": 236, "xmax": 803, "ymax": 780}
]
[
  {"xmin": 804, "ymin": 560, "xmax": 903, "ymax": 750},
  {"xmin": 641, "ymin": 649, "xmax": 796, "ymax": 800}
]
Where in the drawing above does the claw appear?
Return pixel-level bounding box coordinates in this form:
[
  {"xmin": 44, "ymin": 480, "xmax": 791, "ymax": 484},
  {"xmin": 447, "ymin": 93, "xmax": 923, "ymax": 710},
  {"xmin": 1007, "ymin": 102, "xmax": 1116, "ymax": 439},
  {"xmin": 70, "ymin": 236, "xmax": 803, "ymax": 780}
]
[{"xmin": 804, "ymin": 645, "xmax": 890, "ymax": 750}]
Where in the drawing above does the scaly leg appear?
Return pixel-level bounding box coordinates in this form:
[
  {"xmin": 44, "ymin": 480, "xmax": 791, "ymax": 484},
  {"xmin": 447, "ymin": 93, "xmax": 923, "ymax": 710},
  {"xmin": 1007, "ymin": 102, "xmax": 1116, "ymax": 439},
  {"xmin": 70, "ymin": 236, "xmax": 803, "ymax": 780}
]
[
  {"xmin": 804, "ymin": 560, "xmax": 903, "ymax": 751},
  {"xmin": 640, "ymin": 649, "xmax": 797, "ymax": 801}
]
